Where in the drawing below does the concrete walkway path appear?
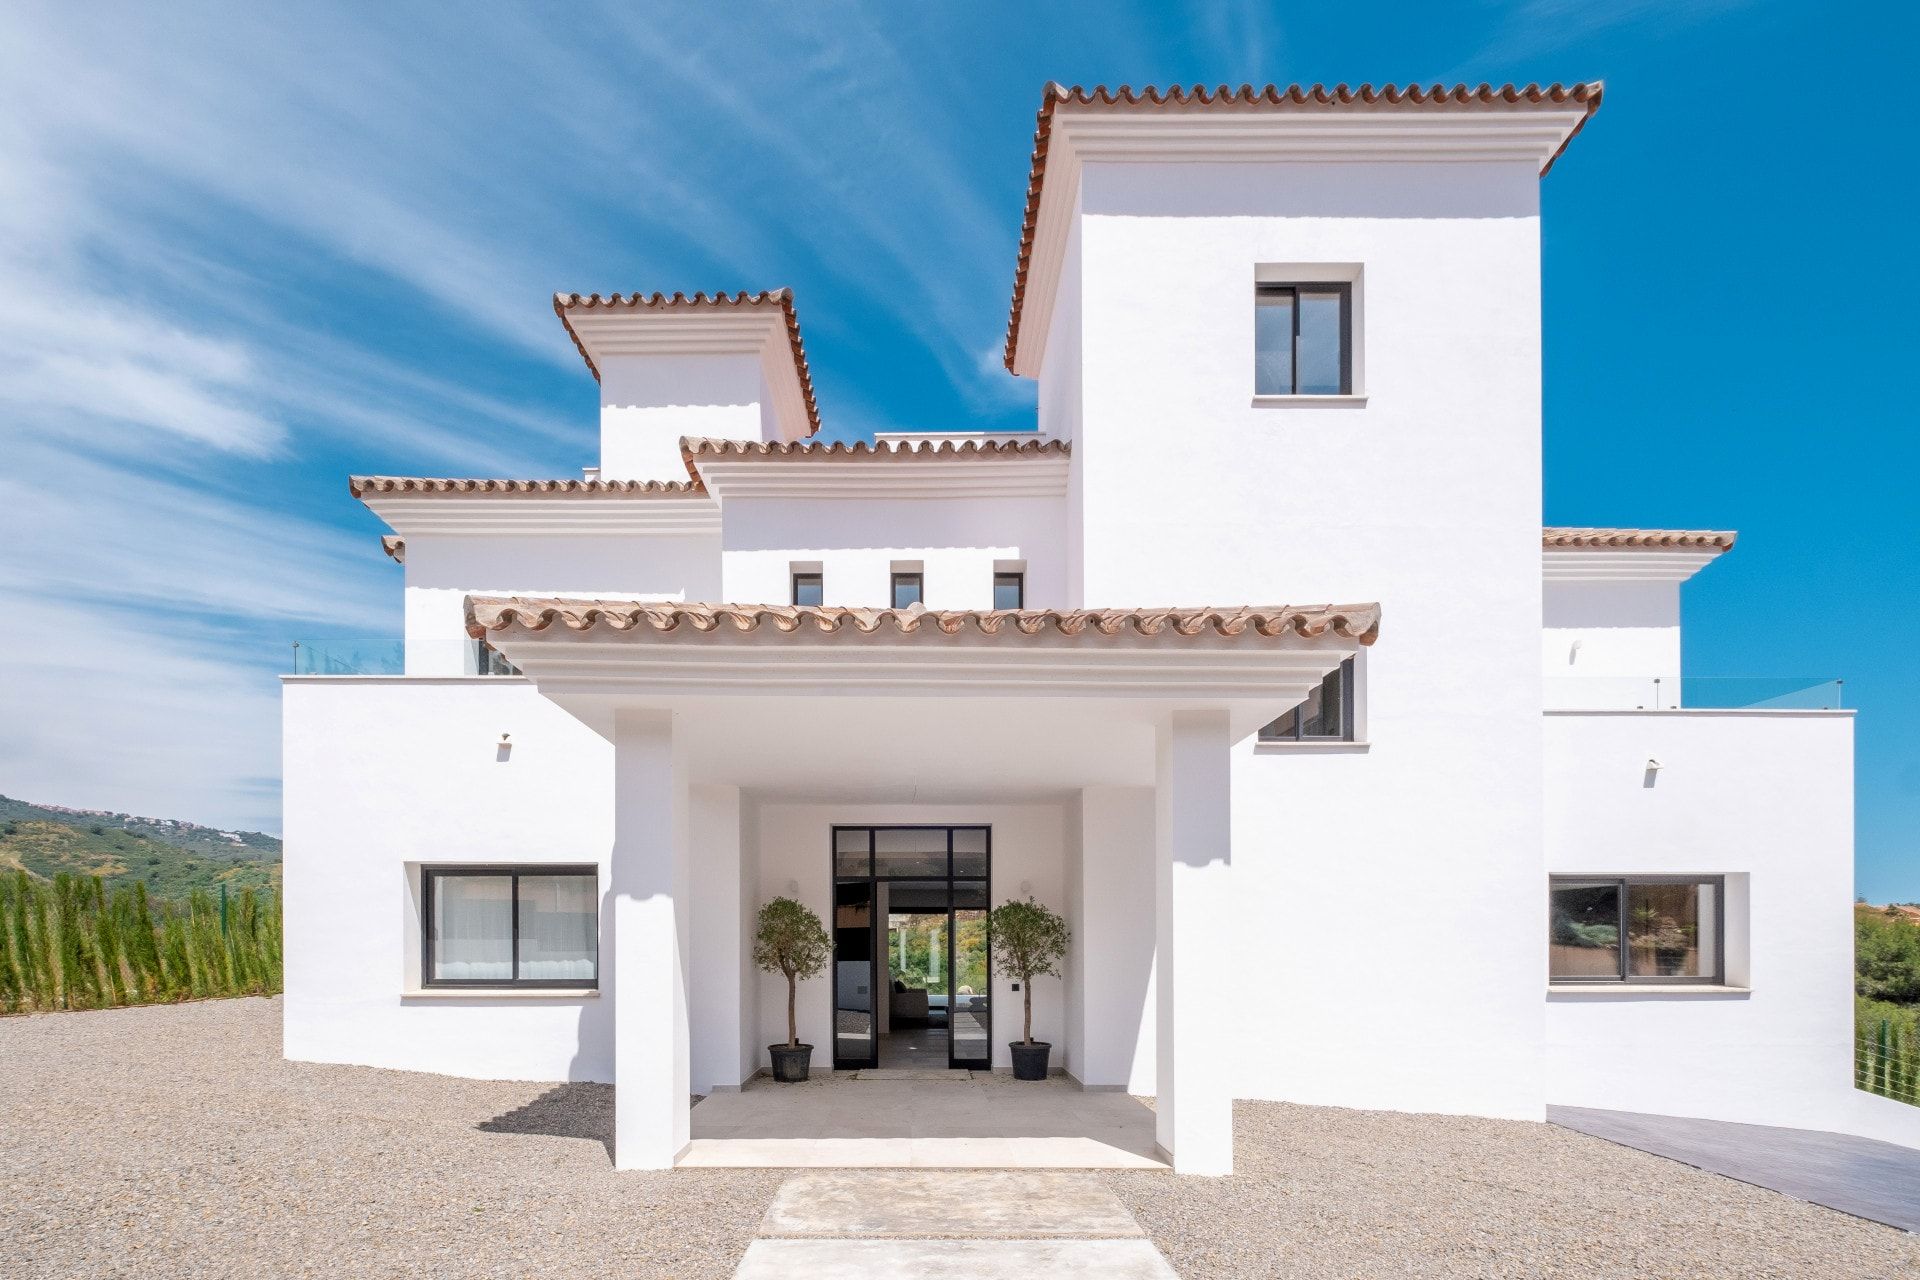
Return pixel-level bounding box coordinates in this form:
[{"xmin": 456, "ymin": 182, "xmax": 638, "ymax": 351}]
[
  {"xmin": 1549, "ymin": 1105, "xmax": 1920, "ymax": 1233},
  {"xmin": 732, "ymin": 1170, "xmax": 1179, "ymax": 1278}
]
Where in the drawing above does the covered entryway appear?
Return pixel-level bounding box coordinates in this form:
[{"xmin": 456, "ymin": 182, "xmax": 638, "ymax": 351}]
[{"xmin": 468, "ymin": 597, "xmax": 1380, "ymax": 1175}]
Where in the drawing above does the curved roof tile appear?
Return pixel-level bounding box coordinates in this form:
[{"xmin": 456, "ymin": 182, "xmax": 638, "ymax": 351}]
[{"xmin": 1542, "ymin": 528, "xmax": 1736, "ymax": 550}]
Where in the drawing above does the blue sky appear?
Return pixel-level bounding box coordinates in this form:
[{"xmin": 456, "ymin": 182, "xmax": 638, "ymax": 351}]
[{"xmin": 1, "ymin": 2, "xmax": 1913, "ymax": 899}]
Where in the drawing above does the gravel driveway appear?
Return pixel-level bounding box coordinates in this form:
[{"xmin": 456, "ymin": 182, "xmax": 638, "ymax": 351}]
[{"xmin": 4, "ymin": 997, "xmax": 1916, "ymax": 1278}]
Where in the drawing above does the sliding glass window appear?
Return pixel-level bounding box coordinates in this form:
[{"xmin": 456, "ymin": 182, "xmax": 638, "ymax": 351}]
[
  {"xmin": 423, "ymin": 866, "xmax": 598, "ymax": 988},
  {"xmin": 1548, "ymin": 875, "xmax": 1722, "ymax": 984}
]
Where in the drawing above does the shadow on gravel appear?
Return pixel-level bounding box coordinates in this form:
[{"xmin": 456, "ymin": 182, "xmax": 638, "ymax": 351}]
[{"xmin": 479, "ymin": 1083, "xmax": 615, "ymax": 1161}]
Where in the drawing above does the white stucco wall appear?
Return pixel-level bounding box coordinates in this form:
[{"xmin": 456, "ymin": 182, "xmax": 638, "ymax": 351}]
[
  {"xmin": 401, "ymin": 531, "xmax": 721, "ymax": 674},
  {"xmin": 281, "ymin": 679, "xmax": 615, "ymax": 1080},
  {"xmin": 599, "ymin": 352, "xmax": 770, "ymax": 483},
  {"xmin": 718, "ymin": 494, "xmax": 1068, "ymax": 610},
  {"xmin": 1065, "ymin": 158, "xmax": 1549, "ymax": 1120},
  {"xmin": 1071, "ymin": 786, "xmax": 1157, "ymax": 1092},
  {"xmin": 1543, "ymin": 710, "xmax": 1920, "ymax": 1147},
  {"xmin": 748, "ymin": 801, "xmax": 1068, "ymax": 1071},
  {"xmin": 1542, "ymin": 579, "xmax": 1682, "ymax": 709}
]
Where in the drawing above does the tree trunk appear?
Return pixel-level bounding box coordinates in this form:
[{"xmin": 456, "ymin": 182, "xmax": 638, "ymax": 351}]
[
  {"xmin": 786, "ymin": 967, "xmax": 798, "ymax": 1047},
  {"xmin": 1023, "ymin": 971, "xmax": 1033, "ymax": 1044}
]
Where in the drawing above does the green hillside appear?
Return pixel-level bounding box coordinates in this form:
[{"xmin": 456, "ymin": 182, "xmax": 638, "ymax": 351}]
[{"xmin": 0, "ymin": 795, "xmax": 280, "ymax": 901}]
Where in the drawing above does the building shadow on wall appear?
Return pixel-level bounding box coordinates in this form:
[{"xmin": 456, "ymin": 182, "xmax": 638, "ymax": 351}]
[{"xmin": 478, "ymin": 1082, "xmax": 615, "ymax": 1161}]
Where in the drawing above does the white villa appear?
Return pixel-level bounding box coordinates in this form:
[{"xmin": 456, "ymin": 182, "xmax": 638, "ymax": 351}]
[{"xmin": 282, "ymin": 81, "xmax": 1915, "ymax": 1175}]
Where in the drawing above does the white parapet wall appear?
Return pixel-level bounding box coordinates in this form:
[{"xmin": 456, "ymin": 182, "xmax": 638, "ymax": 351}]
[
  {"xmin": 281, "ymin": 677, "xmax": 615, "ymax": 1081},
  {"xmin": 1544, "ymin": 709, "xmax": 1920, "ymax": 1149}
]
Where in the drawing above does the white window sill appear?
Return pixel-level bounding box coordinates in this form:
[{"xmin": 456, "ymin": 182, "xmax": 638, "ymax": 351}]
[
  {"xmin": 402, "ymin": 988, "xmax": 599, "ymax": 1000},
  {"xmin": 1253, "ymin": 740, "xmax": 1370, "ymax": 754},
  {"xmin": 1547, "ymin": 984, "xmax": 1748, "ymax": 997},
  {"xmin": 1251, "ymin": 394, "xmax": 1368, "ymax": 408}
]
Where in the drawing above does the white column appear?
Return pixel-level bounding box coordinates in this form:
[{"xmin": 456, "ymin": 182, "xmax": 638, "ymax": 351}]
[
  {"xmin": 1155, "ymin": 709, "xmax": 1234, "ymax": 1175},
  {"xmin": 611, "ymin": 709, "xmax": 691, "ymax": 1169},
  {"xmin": 690, "ymin": 784, "xmax": 746, "ymax": 1093}
]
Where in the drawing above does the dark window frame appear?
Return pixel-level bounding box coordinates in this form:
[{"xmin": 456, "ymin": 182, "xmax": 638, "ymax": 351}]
[
  {"xmin": 421, "ymin": 864, "xmax": 599, "ymax": 989},
  {"xmin": 1255, "ymin": 282, "xmax": 1353, "ymax": 395},
  {"xmin": 890, "ymin": 572, "xmax": 924, "ymax": 609},
  {"xmin": 791, "ymin": 571, "xmax": 824, "ymax": 607},
  {"xmin": 1547, "ymin": 874, "xmax": 1726, "ymax": 985},
  {"xmin": 993, "ymin": 571, "xmax": 1025, "ymax": 610},
  {"xmin": 1258, "ymin": 657, "xmax": 1357, "ymax": 742},
  {"xmin": 473, "ymin": 638, "xmax": 521, "ymax": 676}
]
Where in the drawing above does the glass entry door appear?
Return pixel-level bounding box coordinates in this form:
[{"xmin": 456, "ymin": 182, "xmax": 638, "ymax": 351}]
[{"xmin": 831, "ymin": 825, "xmax": 991, "ymax": 1070}]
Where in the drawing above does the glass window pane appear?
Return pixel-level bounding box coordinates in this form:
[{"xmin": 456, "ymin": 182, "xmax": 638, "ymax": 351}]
[
  {"xmin": 1299, "ymin": 666, "xmax": 1346, "ymax": 738},
  {"xmin": 993, "ymin": 573, "xmax": 1023, "ymax": 611},
  {"xmin": 517, "ymin": 875, "xmax": 597, "ymax": 981},
  {"xmin": 892, "ymin": 574, "xmax": 923, "ymax": 609},
  {"xmin": 1259, "ymin": 707, "xmax": 1299, "ymax": 740},
  {"xmin": 1550, "ymin": 882, "xmax": 1622, "ymax": 979},
  {"xmin": 431, "ymin": 874, "xmax": 512, "ymax": 981},
  {"xmin": 793, "ymin": 574, "xmax": 823, "ymax": 607},
  {"xmin": 1628, "ymin": 882, "xmax": 1709, "ymax": 979},
  {"xmin": 835, "ymin": 828, "xmax": 871, "ymax": 879},
  {"xmin": 951, "ymin": 828, "xmax": 988, "ymax": 878},
  {"xmin": 952, "ymin": 880, "xmax": 990, "ymax": 1063},
  {"xmin": 1296, "ymin": 289, "xmax": 1345, "ymax": 394},
  {"xmin": 1255, "ymin": 289, "xmax": 1295, "ymax": 394},
  {"xmin": 874, "ymin": 827, "xmax": 946, "ymax": 877}
]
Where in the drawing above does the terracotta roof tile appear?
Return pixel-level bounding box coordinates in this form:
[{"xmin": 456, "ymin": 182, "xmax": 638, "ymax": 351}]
[
  {"xmin": 1004, "ymin": 81, "xmax": 1604, "ymax": 371},
  {"xmin": 350, "ymin": 475, "xmax": 704, "ymax": 498},
  {"xmin": 465, "ymin": 598, "xmax": 1381, "ymax": 645},
  {"xmin": 380, "ymin": 534, "xmax": 405, "ymax": 564},
  {"xmin": 1542, "ymin": 528, "xmax": 1736, "ymax": 550},
  {"xmin": 679, "ymin": 435, "xmax": 1068, "ymax": 480},
  {"xmin": 553, "ymin": 290, "xmax": 821, "ymax": 436}
]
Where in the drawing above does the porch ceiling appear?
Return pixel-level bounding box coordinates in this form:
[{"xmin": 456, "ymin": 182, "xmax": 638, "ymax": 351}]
[{"xmin": 467, "ymin": 597, "xmax": 1377, "ymax": 792}]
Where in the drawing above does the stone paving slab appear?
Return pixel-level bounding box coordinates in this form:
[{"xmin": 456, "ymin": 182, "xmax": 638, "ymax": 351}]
[
  {"xmin": 734, "ymin": 1238, "xmax": 1179, "ymax": 1279},
  {"xmin": 760, "ymin": 1170, "xmax": 1144, "ymax": 1238},
  {"xmin": 1549, "ymin": 1104, "xmax": 1920, "ymax": 1233}
]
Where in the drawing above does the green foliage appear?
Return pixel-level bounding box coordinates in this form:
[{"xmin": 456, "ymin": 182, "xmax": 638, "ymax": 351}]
[
  {"xmin": 1857, "ymin": 906, "xmax": 1920, "ymax": 1004},
  {"xmin": 0, "ymin": 871, "xmax": 281, "ymax": 1015},
  {"xmin": 1857, "ymin": 999, "xmax": 1920, "ymax": 1106},
  {"xmin": 753, "ymin": 897, "xmax": 831, "ymax": 1048},
  {"xmin": 987, "ymin": 896, "xmax": 1071, "ymax": 1045}
]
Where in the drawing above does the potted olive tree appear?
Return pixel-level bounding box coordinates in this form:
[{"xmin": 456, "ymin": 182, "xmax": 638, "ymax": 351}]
[
  {"xmin": 753, "ymin": 897, "xmax": 832, "ymax": 1082},
  {"xmin": 987, "ymin": 895, "xmax": 1070, "ymax": 1080}
]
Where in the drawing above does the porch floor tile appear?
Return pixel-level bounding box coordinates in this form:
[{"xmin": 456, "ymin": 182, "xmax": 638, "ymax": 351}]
[{"xmin": 733, "ymin": 1238, "xmax": 1179, "ymax": 1279}]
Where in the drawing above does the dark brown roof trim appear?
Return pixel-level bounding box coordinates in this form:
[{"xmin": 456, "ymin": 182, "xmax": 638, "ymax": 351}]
[
  {"xmin": 466, "ymin": 598, "xmax": 1381, "ymax": 645},
  {"xmin": 1004, "ymin": 81, "xmax": 1605, "ymax": 371},
  {"xmin": 552, "ymin": 290, "xmax": 821, "ymax": 436},
  {"xmin": 1542, "ymin": 528, "xmax": 1736, "ymax": 550},
  {"xmin": 350, "ymin": 476, "xmax": 704, "ymax": 499}
]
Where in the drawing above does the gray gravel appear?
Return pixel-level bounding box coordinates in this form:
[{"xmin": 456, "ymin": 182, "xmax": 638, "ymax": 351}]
[
  {"xmin": 0, "ymin": 997, "xmax": 781, "ymax": 1278},
  {"xmin": 1102, "ymin": 1100, "xmax": 1920, "ymax": 1279},
  {"xmin": 6, "ymin": 1000, "xmax": 1916, "ymax": 1278}
]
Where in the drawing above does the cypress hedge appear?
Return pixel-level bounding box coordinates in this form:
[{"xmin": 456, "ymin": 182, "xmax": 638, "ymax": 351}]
[{"xmin": 0, "ymin": 870, "xmax": 281, "ymax": 1014}]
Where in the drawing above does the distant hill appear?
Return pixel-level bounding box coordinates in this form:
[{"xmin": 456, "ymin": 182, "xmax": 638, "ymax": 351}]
[{"xmin": 0, "ymin": 794, "xmax": 280, "ymax": 901}]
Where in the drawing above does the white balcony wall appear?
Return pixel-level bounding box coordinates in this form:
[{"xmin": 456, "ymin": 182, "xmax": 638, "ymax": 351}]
[{"xmin": 402, "ymin": 531, "xmax": 721, "ymax": 674}]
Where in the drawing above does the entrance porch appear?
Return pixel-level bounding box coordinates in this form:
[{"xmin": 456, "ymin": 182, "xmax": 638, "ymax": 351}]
[
  {"xmin": 467, "ymin": 598, "xmax": 1379, "ymax": 1175},
  {"xmin": 683, "ymin": 1069, "xmax": 1165, "ymax": 1169}
]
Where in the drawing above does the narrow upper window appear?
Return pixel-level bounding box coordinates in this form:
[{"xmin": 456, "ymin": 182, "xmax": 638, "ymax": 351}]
[
  {"xmin": 891, "ymin": 572, "xmax": 924, "ymax": 609},
  {"xmin": 422, "ymin": 866, "xmax": 598, "ymax": 988},
  {"xmin": 473, "ymin": 638, "xmax": 521, "ymax": 677},
  {"xmin": 1259, "ymin": 658, "xmax": 1355, "ymax": 742},
  {"xmin": 792, "ymin": 572, "xmax": 824, "ymax": 607},
  {"xmin": 1549, "ymin": 876, "xmax": 1724, "ymax": 984},
  {"xmin": 993, "ymin": 572, "xmax": 1024, "ymax": 611},
  {"xmin": 1255, "ymin": 283, "xmax": 1351, "ymax": 395}
]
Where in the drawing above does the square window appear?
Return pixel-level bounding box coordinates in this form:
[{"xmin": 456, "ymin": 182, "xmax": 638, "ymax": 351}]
[
  {"xmin": 1259, "ymin": 659, "xmax": 1356, "ymax": 742},
  {"xmin": 891, "ymin": 572, "xmax": 924, "ymax": 609},
  {"xmin": 1256, "ymin": 283, "xmax": 1352, "ymax": 395},
  {"xmin": 792, "ymin": 572, "xmax": 824, "ymax": 608},
  {"xmin": 993, "ymin": 572, "xmax": 1024, "ymax": 611}
]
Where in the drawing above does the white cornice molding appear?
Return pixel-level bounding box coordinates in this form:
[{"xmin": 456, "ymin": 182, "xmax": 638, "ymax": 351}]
[
  {"xmin": 691, "ymin": 457, "xmax": 1070, "ymax": 501},
  {"xmin": 568, "ymin": 309, "xmax": 811, "ymax": 442},
  {"xmin": 1011, "ymin": 107, "xmax": 1587, "ymax": 376},
  {"xmin": 1541, "ymin": 547, "xmax": 1723, "ymax": 584},
  {"xmin": 362, "ymin": 494, "xmax": 721, "ymax": 537}
]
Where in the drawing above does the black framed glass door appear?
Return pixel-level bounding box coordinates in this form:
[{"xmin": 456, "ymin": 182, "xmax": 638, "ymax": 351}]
[{"xmin": 831, "ymin": 825, "xmax": 991, "ymax": 1070}]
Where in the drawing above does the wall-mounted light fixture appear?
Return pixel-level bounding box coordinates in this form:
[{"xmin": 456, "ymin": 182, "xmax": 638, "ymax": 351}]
[
  {"xmin": 496, "ymin": 733, "xmax": 512, "ymax": 763},
  {"xmin": 1645, "ymin": 758, "xmax": 1664, "ymax": 772}
]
